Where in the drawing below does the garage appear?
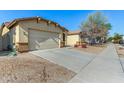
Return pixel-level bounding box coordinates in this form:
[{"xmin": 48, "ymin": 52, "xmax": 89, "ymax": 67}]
[
  {"xmin": 1, "ymin": 17, "xmax": 68, "ymax": 52},
  {"xmin": 29, "ymin": 30, "xmax": 60, "ymax": 51}
]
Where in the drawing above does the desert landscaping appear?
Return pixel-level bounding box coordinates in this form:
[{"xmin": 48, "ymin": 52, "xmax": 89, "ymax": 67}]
[
  {"xmin": 72, "ymin": 44, "xmax": 107, "ymax": 54},
  {"xmin": 0, "ymin": 53, "xmax": 75, "ymax": 83},
  {"xmin": 115, "ymin": 44, "xmax": 124, "ymax": 58}
]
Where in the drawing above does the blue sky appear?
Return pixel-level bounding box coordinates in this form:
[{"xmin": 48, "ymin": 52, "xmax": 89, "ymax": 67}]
[{"xmin": 0, "ymin": 10, "xmax": 124, "ymax": 36}]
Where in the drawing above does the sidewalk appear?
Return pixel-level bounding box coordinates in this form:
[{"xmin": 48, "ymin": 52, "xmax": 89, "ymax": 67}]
[{"xmin": 69, "ymin": 44, "xmax": 124, "ymax": 83}]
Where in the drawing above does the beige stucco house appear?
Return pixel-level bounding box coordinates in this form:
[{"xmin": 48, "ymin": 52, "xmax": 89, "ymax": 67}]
[
  {"xmin": 67, "ymin": 31, "xmax": 82, "ymax": 46},
  {"xmin": 0, "ymin": 17, "xmax": 68, "ymax": 52}
]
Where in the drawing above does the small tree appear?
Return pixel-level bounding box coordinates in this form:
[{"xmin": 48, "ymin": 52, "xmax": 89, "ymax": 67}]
[
  {"xmin": 80, "ymin": 12, "xmax": 112, "ymax": 45},
  {"xmin": 107, "ymin": 36, "xmax": 113, "ymax": 42},
  {"xmin": 113, "ymin": 33, "xmax": 123, "ymax": 43}
]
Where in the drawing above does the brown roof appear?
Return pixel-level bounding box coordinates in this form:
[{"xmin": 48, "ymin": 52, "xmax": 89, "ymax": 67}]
[
  {"xmin": 6, "ymin": 16, "xmax": 68, "ymax": 31},
  {"xmin": 68, "ymin": 31, "xmax": 81, "ymax": 35}
]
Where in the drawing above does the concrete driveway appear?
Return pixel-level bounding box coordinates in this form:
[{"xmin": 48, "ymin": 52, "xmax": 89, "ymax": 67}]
[
  {"xmin": 30, "ymin": 44, "xmax": 124, "ymax": 83},
  {"xmin": 30, "ymin": 48, "xmax": 96, "ymax": 73}
]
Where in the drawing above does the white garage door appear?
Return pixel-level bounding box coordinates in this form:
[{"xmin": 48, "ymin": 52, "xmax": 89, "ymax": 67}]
[{"xmin": 29, "ymin": 30, "xmax": 59, "ymax": 51}]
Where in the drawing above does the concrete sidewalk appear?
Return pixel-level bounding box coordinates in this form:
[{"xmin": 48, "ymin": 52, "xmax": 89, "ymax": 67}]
[{"xmin": 69, "ymin": 44, "xmax": 124, "ymax": 83}]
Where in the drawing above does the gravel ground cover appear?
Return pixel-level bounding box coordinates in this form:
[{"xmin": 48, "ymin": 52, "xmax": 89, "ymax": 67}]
[
  {"xmin": 0, "ymin": 53, "xmax": 76, "ymax": 83},
  {"xmin": 73, "ymin": 44, "xmax": 106, "ymax": 54}
]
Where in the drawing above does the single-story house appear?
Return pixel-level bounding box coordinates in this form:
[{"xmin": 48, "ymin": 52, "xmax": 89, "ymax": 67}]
[
  {"xmin": 0, "ymin": 16, "xmax": 68, "ymax": 52},
  {"xmin": 67, "ymin": 31, "xmax": 82, "ymax": 46}
]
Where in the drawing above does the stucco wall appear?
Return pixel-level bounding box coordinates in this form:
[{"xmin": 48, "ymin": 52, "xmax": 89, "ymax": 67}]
[
  {"xmin": 1, "ymin": 25, "xmax": 19, "ymax": 50},
  {"xmin": 1, "ymin": 26, "xmax": 11, "ymax": 50},
  {"xmin": 67, "ymin": 35, "xmax": 80, "ymax": 46},
  {"xmin": 2, "ymin": 34, "xmax": 8, "ymax": 50},
  {"xmin": 18, "ymin": 19, "xmax": 67, "ymax": 44},
  {"xmin": 2, "ymin": 28, "xmax": 15, "ymax": 50},
  {"xmin": 0, "ymin": 37, "xmax": 2, "ymax": 51},
  {"xmin": 15, "ymin": 25, "xmax": 20, "ymax": 43},
  {"xmin": 16, "ymin": 19, "xmax": 67, "ymax": 51},
  {"xmin": 9, "ymin": 25, "xmax": 20, "ymax": 51},
  {"xmin": 2, "ymin": 26, "xmax": 9, "ymax": 36}
]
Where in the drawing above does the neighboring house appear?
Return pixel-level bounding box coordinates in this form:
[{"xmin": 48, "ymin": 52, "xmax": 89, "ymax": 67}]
[
  {"xmin": 0, "ymin": 16, "xmax": 68, "ymax": 52},
  {"xmin": 67, "ymin": 30, "xmax": 91, "ymax": 46},
  {"xmin": 67, "ymin": 31, "xmax": 82, "ymax": 46}
]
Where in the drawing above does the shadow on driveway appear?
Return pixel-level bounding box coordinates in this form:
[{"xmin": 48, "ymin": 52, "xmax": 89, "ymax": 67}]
[{"xmin": 0, "ymin": 51, "xmax": 12, "ymax": 56}]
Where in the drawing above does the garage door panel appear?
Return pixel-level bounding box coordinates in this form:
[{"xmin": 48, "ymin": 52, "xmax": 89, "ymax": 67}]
[
  {"xmin": 33, "ymin": 38, "xmax": 59, "ymax": 50},
  {"xmin": 29, "ymin": 30, "xmax": 59, "ymax": 50}
]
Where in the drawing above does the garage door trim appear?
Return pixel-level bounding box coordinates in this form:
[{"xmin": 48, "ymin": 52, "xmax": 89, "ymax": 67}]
[{"xmin": 28, "ymin": 28, "xmax": 60, "ymax": 34}]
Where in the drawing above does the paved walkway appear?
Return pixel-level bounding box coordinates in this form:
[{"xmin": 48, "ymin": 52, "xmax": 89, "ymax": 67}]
[{"xmin": 69, "ymin": 44, "xmax": 124, "ymax": 83}]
